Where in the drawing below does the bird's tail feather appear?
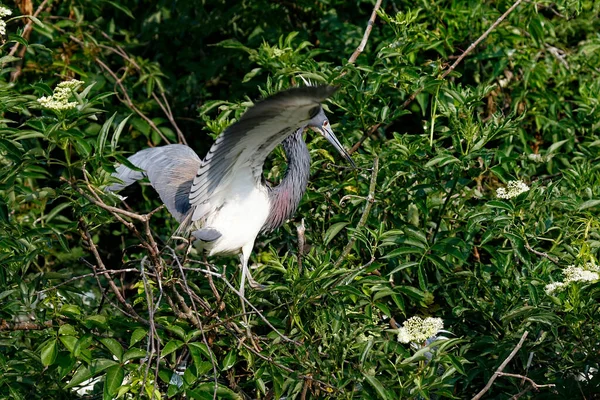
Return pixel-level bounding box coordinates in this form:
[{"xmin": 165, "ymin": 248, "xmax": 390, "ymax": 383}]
[{"xmin": 106, "ymin": 144, "xmax": 201, "ymax": 223}]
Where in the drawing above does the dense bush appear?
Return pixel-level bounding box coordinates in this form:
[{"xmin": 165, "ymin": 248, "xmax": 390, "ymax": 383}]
[{"xmin": 1, "ymin": 0, "xmax": 600, "ymax": 398}]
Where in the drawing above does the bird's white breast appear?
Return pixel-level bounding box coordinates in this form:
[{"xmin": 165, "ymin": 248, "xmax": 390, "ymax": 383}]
[{"xmin": 195, "ymin": 168, "xmax": 270, "ymax": 256}]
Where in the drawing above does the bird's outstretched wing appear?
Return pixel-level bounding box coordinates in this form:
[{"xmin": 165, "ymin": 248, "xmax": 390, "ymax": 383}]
[
  {"xmin": 107, "ymin": 144, "xmax": 201, "ymax": 222},
  {"xmin": 188, "ymin": 86, "xmax": 336, "ymax": 223}
]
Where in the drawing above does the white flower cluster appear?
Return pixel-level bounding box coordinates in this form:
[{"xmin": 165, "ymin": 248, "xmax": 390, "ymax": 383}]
[
  {"xmin": 496, "ymin": 180, "xmax": 530, "ymax": 199},
  {"xmin": 545, "ymin": 262, "xmax": 600, "ymax": 295},
  {"xmin": 0, "ymin": 6, "xmax": 12, "ymax": 36},
  {"xmin": 396, "ymin": 316, "xmax": 444, "ymax": 344},
  {"xmin": 37, "ymin": 80, "xmax": 84, "ymax": 111}
]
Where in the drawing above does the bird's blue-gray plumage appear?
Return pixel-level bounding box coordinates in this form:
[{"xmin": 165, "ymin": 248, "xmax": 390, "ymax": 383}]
[
  {"xmin": 106, "ymin": 86, "xmax": 353, "ymax": 296},
  {"xmin": 106, "ymin": 144, "xmax": 200, "ymax": 222},
  {"xmin": 261, "ymin": 129, "xmax": 310, "ymax": 233}
]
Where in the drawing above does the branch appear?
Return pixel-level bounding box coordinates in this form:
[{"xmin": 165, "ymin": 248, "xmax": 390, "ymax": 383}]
[
  {"xmin": 5, "ymin": 0, "xmax": 50, "ymax": 81},
  {"xmin": 349, "ymin": 123, "xmax": 381, "ymax": 155},
  {"xmin": 79, "ymin": 221, "xmax": 150, "ymax": 326},
  {"xmin": 524, "ymin": 244, "xmax": 560, "ymax": 266},
  {"xmin": 0, "ymin": 319, "xmax": 54, "ymax": 331},
  {"xmin": 334, "ymin": 156, "xmax": 379, "ymax": 267},
  {"xmin": 347, "ymin": 0, "xmax": 383, "ymax": 64},
  {"xmin": 496, "ymin": 372, "xmax": 556, "ymax": 390},
  {"xmin": 472, "ymin": 331, "xmax": 529, "ymax": 400},
  {"xmin": 36, "ymin": 268, "xmax": 143, "ymax": 294},
  {"xmin": 441, "ymin": 0, "xmax": 526, "ymax": 80},
  {"xmin": 95, "ymin": 57, "xmax": 171, "ymax": 144},
  {"xmin": 402, "ymin": 0, "xmax": 526, "ymax": 111}
]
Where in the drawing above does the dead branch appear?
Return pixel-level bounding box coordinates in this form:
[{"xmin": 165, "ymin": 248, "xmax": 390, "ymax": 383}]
[
  {"xmin": 347, "ymin": 0, "xmax": 383, "ymax": 65},
  {"xmin": 334, "ymin": 156, "xmax": 379, "ymax": 267},
  {"xmin": 0, "ymin": 319, "xmax": 54, "ymax": 331},
  {"xmin": 95, "ymin": 58, "xmax": 171, "ymax": 144},
  {"xmin": 6, "ymin": 0, "xmax": 50, "ymax": 81},
  {"xmin": 36, "ymin": 268, "xmax": 143, "ymax": 294},
  {"xmin": 441, "ymin": 0, "xmax": 526, "ymax": 80},
  {"xmin": 401, "ymin": 0, "xmax": 526, "ymax": 112},
  {"xmin": 496, "ymin": 371, "xmax": 556, "ymax": 390},
  {"xmin": 525, "ymin": 244, "xmax": 561, "ymax": 266},
  {"xmin": 472, "ymin": 331, "xmax": 529, "ymax": 400},
  {"xmin": 79, "ymin": 222, "xmax": 150, "ymax": 326}
]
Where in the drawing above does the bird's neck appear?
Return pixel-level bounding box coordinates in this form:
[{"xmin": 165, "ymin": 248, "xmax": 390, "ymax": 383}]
[{"xmin": 262, "ymin": 129, "xmax": 311, "ymax": 233}]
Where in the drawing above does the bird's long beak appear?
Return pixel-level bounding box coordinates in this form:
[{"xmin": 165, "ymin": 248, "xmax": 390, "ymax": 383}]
[{"xmin": 317, "ymin": 125, "xmax": 356, "ymax": 168}]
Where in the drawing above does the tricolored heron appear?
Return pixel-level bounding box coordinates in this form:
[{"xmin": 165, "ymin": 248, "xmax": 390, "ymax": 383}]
[{"xmin": 107, "ymin": 85, "xmax": 353, "ymax": 313}]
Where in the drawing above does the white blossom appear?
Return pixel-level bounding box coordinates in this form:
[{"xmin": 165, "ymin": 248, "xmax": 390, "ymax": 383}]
[
  {"xmin": 0, "ymin": 6, "xmax": 11, "ymax": 18},
  {"xmin": 0, "ymin": 5, "xmax": 11, "ymax": 36},
  {"xmin": 545, "ymin": 262, "xmax": 600, "ymax": 295},
  {"xmin": 37, "ymin": 79, "xmax": 84, "ymax": 111},
  {"xmin": 496, "ymin": 180, "xmax": 530, "ymax": 199},
  {"xmin": 544, "ymin": 281, "xmax": 566, "ymax": 295},
  {"xmin": 396, "ymin": 316, "xmax": 444, "ymax": 344}
]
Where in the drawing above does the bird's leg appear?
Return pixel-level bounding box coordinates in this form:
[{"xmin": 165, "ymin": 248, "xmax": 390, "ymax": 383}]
[{"xmin": 238, "ymin": 249, "xmax": 253, "ymax": 339}]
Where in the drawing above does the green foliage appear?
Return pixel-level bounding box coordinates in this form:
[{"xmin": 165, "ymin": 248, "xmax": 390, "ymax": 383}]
[{"xmin": 1, "ymin": 0, "xmax": 600, "ymax": 399}]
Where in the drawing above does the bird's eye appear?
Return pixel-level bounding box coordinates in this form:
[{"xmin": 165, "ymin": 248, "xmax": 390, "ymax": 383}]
[{"xmin": 323, "ymin": 120, "xmax": 329, "ymax": 128}]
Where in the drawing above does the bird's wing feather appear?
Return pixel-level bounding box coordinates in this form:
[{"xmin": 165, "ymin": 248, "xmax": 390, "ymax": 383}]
[
  {"xmin": 189, "ymin": 86, "xmax": 336, "ymax": 222},
  {"xmin": 107, "ymin": 144, "xmax": 201, "ymax": 222}
]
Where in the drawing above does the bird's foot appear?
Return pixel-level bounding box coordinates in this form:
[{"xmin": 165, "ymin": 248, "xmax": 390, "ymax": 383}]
[{"xmin": 248, "ymin": 277, "xmax": 267, "ymax": 291}]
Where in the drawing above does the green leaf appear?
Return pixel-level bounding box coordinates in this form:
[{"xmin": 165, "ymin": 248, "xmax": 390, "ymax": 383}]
[
  {"xmin": 40, "ymin": 338, "xmax": 58, "ymax": 366},
  {"xmin": 103, "ymin": 365, "xmax": 125, "ymax": 399},
  {"xmin": 130, "ymin": 328, "xmax": 147, "ymax": 346},
  {"xmin": 96, "ymin": 112, "xmax": 117, "ymax": 156},
  {"xmin": 99, "ymin": 338, "xmax": 124, "ymax": 361},
  {"xmin": 363, "ymin": 373, "xmax": 393, "ymax": 399},
  {"xmin": 323, "ymin": 221, "xmax": 349, "ymax": 245},
  {"xmin": 221, "ymin": 351, "xmax": 236, "ymax": 371},
  {"xmin": 123, "ymin": 348, "xmax": 148, "ymax": 362},
  {"xmin": 578, "ymin": 199, "xmax": 600, "ymax": 211},
  {"xmin": 161, "ymin": 340, "xmax": 184, "ymax": 357}
]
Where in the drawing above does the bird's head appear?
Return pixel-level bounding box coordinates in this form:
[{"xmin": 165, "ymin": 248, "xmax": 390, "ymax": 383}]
[{"xmin": 307, "ymin": 105, "xmax": 355, "ymax": 167}]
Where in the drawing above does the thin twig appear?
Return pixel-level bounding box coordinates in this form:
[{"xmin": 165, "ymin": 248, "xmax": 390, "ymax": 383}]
[
  {"xmin": 79, "ymin": 222, "xmax": 150, "ymax": 326},
  {"xmin": 472, "ymin": 331, "xmax": 529, "ymax": 400},
  {"xmin": 237, "ymin": 340, "xmax": 337, "ymax": 393},
  {"xmin": 36, "ymin": 268, "xmax": 143, "ymax": 294},
  {"xmin": 349, "ymin": 123, "xmax": 381, "ymax": 155},
  {"xmin": 524, "ymin": 244, "xmax": 560, "ymax": 266},
  {"xmin": 347, "ymin": 0, "xmax": 383, "ymax": 65},
  {"xmin": 496, "ymin": 372, "xmax": 556, "ymax": 390},
  {"xmin": 169, "ymin": 249, "xmax": 219, "ymax": 399},
  {"xmin": 334, "ymin": 156, "xmax": 379, "ymax": 267},
  {"xmin": 401, "ymin": 0, "xmax": 526, "ymax": 112},
  {"xmin": 5, "ymin": 0, "xmax": 50, "ymax": 81},
  {"xmin": 179, "ymin": 265, "xmax": 301, "ymax": 346},
  {"xmin": 95, "ymin": 58, "xmax": 171, "ymax": 144},
  {"xmin": 441, "ymin": 0, "xmax": 526, "ymax": 80},
  {"xmin": 296, "ymin": 218, "xmax": 306, "ymax": 274}
]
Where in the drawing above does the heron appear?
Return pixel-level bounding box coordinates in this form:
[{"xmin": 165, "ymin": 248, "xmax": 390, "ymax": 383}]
[{"xmin": 106, "ymin": 85, "xmax": 354, "ymax": 316}]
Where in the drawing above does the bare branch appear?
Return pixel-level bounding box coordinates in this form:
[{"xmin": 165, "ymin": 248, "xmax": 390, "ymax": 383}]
[
  {"xmin": 525, "ymin": 244, "xmax": 561, "ymax": 266},
  {"xmin": 334, "ymin": 156, "xmax": 379, "ymax": 267},
  {"xmin": 402, "ymin": 0, "xmax": 526, "ymax": 111},
  {"xmin": 496, "ymin": 372, "xmax": 556, "ymax": 390},
  {"xmin": 472, "ymin": 331, "xmax": 529, "ymax": 400},
  {"xmin": 347, "ymin": 0, "xmax": 383, "ymax": 65},
  {"xmin": 0, "ymin": 319, "xmax": 54, "ymax": 331},
  {"xmin": 296, "ymin": 218, "xmax": 306, "ymax": 274},
  {"xmin": 441, "ymin": 0, "xmax": 526, "ymax": 80},
  {"xmin": 36, "ymin": 268, "xmax": 143, "ymax": 294}
]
